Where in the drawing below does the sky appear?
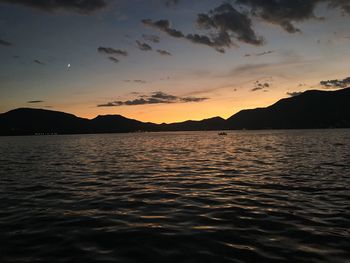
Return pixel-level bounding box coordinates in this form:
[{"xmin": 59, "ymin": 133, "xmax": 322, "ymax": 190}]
[{"xmin": 1, "ymin": 0, "xmax": 350, "ymax": 123}]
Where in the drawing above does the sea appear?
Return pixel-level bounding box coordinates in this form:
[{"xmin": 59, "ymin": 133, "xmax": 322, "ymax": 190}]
[{"xmin": 1, "ymin": 130, "xmax": 350, "ymax": 262}]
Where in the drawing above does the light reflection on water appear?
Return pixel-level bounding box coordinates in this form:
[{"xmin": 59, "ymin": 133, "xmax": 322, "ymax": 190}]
[{"xmin": 1, "ymin": 130, "xmax": 350, "ymax": 262}]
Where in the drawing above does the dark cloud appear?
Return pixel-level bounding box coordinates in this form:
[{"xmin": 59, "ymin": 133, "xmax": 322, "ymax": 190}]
[
  {"xmin": 245, "ymin": 50, "xmax": 274, "ymax": 57},
  {"xmin": 97, "ymin": 91, "xmax": 208, "ymax": 107},
  {"xmin": 156, "ymin": 49, "xmax": 172, "ymax": 56},
  {"xmin": 142, "ymin": 19, "xmax": 230, "ymax": 52},
  {"xmin": 287, "ymin": 91, "xmax": 303, "ymax": 97},
  {"xmin": 27, "ymin": 100, "xmax": 44, "ymax": 103},
  {"xmin": 320, "ymin": 76, "xmax": 350, "ymax": 88},
  {"xmin": 123, "ymin": 80, "xmax": 147, "ymax": 84},
  {"xmin": 142, "ymin": 34, "xmax": 160, "ymax": 43},
  {"xmin": 186, "ymin": 33, "xmax": 228, "ymax": 53},
  {"xmin": 34, "ymin": 59, "xmax": 45, "ymax": 65},
  {"xmin": 236, "ymin": 0, "xmax": 320, "ymax": 33},
  {"xmin": 0, "ymin": 39, "xmax": 13, "ymax": 46},
  {"xmin": 136, "ymin": 40, "xmax": 152, "ymax": 51},
  {"xmin": 251, "ymin": 80, "xmax": 270, "ymax": 91},
  {"xmin": 143, "ymin": 3, "xmax": 263, "ymax": 53},
  {"xmin": 142, "ymin": 19, "xmax": 185, "ymax": 38},
  {"xmin": 196, "ymin": 3, "xmax": 263, "ymax": 46},
  {"xmin": 98, "ymin": 47, "xmax": 128, "ymax": 56},
  {"xmin": 143, "ymin": 1, "xmax": 350, "ymax": 53},
  {"xmin": 180, "ymin": 97, "xmax": 208, "ymax": 102},
  {"xmin": 236, "ymin": 0, "xmax": 350, "ymax": 33},
  {"xmin": 151, "ymin": 91, "xmax": 177, "ymax": 101},
  {"xmin": 108, "ymin": 57, "xmax": 119, "ymax": 63},
  {"xmin": 0, "ymin": 0, "xmax": 107, "ymax": 14}
]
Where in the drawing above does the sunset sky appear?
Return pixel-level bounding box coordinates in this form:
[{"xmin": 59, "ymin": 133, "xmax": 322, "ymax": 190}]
[{"xmin": 1, "ymin": 0, "xmax": 350, "ymax": 123}]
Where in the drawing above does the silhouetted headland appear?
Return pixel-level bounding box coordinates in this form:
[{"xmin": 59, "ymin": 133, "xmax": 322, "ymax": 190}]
[{"xmin": 1, "ymin": 88, "xmax": 350, "ymax": 136}]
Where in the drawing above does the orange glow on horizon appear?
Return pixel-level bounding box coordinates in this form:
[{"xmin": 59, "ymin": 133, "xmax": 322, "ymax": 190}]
[{"xmin": 50, "ymin": 90, "xmax": 284, "ymax": 124}]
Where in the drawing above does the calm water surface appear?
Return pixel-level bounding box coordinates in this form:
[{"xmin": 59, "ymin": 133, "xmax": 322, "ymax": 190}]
[{"xmin": 1, "ymin": 130, "xmax": 350, "ymax": 262}]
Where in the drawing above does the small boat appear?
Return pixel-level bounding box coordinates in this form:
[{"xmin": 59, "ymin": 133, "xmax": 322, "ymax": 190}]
[{"xmin": 218, "ymin": 132, "xmax": 227, "ymax": 136}]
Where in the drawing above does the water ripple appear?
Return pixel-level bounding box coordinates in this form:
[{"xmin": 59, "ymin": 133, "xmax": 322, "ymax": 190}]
[{"xmin": 1, "ymin": 130, "xmax": 350, "ymax": 262}]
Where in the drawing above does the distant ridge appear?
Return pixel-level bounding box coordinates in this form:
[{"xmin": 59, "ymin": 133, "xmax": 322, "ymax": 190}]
[
  {"xmin": 1, "ymin": 88, "xmax": 350, "ymax": 136},
  {"xmin": 227, "ymin": 88, "xmax": 350, "ymax": 129}
]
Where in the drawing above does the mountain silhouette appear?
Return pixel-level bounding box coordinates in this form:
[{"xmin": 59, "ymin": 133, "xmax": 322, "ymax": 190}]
[
  {"xmin": 227, "ymin": 88, "xmax": 350, "ymax": 129},
  {"xmin": 159, "ymin": 117, "xmax": 227, "ymax": 131},
  {"xmin": 0, "ymin": 108, "xmax": 89, "ymax": 135},
  {"xmin": 1, "ymin": 88, "xmax": 350, "ymax": 136},
  {"xmin": 90, "ymin": 115, "xmax": 158, "ymax": 133}
]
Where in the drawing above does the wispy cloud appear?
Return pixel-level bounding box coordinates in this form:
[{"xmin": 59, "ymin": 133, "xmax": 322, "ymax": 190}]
[
  {"xmin": 108, "ymin": 57, "xmax": 119, "ymax": 63},
  {"xmin": 136, "ymin": 40, "xmax": 152, "ymax": 51},
  {"xmin": 97, "ymin": 91, "xmax": 208, "ymax": 107},
  {"xmin": 156, "ymin": 49, "xmax": 172, "ymax": 56},
  {"xmin": 98, "ymin": 47, "xmax": 128, "ymax": 56},
  {"xmin": 34, "ymin": 59, "xmax": 45, "ymax": 65},
  {"xmin": 0, "ymin": 38, "xmax": 13, "ymax": 46},
  {"xmin": 27, "ymin": 100, "xmax": 44, "ymax": 103},
  {"xmin": 245, "ymin": 50, "xmax": 275, "ymax": 57},
  {"xmin": 98, "ymin": 47, "xmax": 127, "ymax": 63}
]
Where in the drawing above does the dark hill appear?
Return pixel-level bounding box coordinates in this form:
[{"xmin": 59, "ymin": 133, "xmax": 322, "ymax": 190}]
[
  {"xmin": 90, "ymin": 115, "xmax": 158, "ymax": 133},
  {"xmin": 227, "ymin": 88, "xmax": 350, "ymax": 129},
  {"xmin": 0, "ymin": 109, "xmax": 157, "ymax": 135},
  {"xmin": 159, "ymin": 117, "xmax": 227, "ymax": 131},
  {"xmin": 0, "ymin": 108, "xmax": 89, "ymax": 135}
]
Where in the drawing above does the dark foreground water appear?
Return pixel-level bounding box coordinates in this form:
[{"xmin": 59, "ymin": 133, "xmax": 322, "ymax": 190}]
[{"xmin": 1, "ymin": 130, "xmax": 350, "ymax": 263}]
